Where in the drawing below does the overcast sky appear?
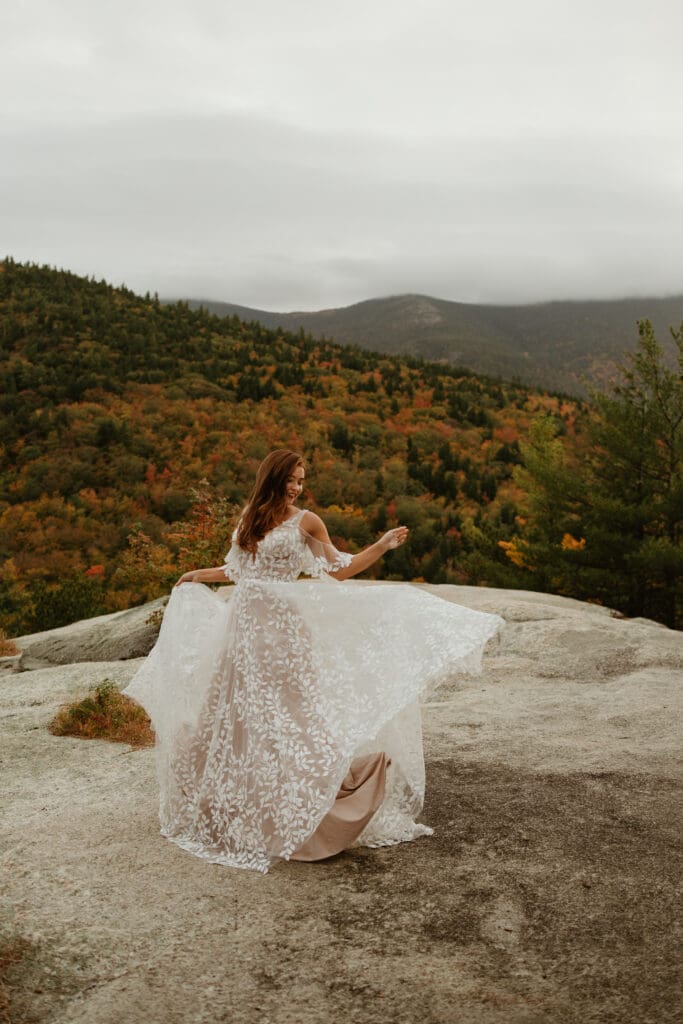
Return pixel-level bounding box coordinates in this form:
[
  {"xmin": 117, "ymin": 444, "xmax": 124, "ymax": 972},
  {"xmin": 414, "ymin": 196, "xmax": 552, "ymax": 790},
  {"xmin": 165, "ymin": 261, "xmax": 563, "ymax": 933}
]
[{"xmin": 2, "ymin": 0, "xmax": 682, "ymax": 311}]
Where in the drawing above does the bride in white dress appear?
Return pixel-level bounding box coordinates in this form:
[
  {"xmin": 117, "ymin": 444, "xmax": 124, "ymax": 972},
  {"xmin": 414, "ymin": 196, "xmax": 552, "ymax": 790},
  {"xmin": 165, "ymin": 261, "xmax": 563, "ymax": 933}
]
[{"xmin": 123, "ymin": 450, "xmax": 503, "ymax": 873}]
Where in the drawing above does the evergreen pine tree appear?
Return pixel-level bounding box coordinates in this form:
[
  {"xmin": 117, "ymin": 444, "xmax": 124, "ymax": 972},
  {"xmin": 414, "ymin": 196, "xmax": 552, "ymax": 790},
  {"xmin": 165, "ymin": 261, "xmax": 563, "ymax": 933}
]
[{"xmin": 514, "ymin": 319, "xmax": 682, "ymax": 626}]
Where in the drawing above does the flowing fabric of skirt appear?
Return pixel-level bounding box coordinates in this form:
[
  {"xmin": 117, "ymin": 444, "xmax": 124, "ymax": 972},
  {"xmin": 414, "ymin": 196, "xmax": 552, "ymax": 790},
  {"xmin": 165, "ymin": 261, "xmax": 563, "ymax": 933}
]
[{"xmin": 123, "ymin": 514, "xmax": 503, "ymax": 873}]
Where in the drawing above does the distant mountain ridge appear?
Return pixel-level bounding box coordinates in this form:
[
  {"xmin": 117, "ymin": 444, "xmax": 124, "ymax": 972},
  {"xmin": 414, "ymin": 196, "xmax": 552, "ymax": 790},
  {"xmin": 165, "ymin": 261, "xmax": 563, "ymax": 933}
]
[{"xmin": 179, "ymin": 292, "xmax": 683, "ymax": 395}]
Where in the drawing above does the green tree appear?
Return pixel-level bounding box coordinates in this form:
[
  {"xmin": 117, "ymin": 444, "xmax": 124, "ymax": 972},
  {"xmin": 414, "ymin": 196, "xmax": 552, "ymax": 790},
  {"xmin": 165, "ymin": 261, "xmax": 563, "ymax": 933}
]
[
  {"xmin": 25, "ymin": 576, "xmax": 106, "ymax": 632},
  {"xmin": 514, "ymin": 320, "xmax": 682, "ymax": 627}
]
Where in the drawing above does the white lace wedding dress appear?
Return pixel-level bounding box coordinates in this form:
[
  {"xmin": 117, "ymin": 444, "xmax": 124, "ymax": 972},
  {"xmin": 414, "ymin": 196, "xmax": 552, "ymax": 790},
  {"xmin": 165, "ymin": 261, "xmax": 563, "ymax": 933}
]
[{"xmin": 123, "ymin": 508, "xmax": 503, "ymax": 873}]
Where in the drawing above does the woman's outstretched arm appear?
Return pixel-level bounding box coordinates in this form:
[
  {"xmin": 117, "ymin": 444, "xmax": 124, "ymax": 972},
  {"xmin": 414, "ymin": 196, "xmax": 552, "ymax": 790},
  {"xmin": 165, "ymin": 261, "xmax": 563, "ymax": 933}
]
[
  {"xmin": 300, "ymin": 510, "xmax": 408, "ymax": 581},
  {"xmin": 175, "ymin": 566, "xmax": 230, "ymax": 587}
]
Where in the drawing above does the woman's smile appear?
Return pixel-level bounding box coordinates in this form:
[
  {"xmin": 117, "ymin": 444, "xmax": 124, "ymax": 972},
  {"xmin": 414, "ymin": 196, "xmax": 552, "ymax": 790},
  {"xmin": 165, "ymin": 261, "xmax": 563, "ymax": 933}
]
[{"xmin": 287, "ymin": 469, "xmax": 305, "ymax": 501}]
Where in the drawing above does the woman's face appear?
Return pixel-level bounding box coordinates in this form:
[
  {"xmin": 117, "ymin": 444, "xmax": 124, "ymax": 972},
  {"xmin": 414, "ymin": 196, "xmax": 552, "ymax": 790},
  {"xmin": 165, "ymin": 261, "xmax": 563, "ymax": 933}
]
[{"xmin": 286, "ymin": 464, "xmax": 305, "ymax": 503}]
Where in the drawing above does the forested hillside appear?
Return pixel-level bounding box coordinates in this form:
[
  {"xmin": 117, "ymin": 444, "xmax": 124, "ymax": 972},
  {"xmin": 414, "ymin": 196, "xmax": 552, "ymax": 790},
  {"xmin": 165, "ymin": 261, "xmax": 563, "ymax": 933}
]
[
  {"xmin": 188, "ymin": 292, "xmax": 683, "ymax": 396},
  {"xmin": 3, "ymin": 259, "xmax": 680, "ymax": 635},
  {"xmin": 0, "ymin": 259, "xmax": 576, "ymax": 635}
]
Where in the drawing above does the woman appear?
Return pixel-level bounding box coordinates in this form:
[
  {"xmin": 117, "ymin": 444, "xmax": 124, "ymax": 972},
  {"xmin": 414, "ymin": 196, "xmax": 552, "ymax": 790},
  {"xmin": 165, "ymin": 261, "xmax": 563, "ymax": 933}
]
[{"xmin": 123, "ymin": 450, "xmax": 503, "ymax": 873}]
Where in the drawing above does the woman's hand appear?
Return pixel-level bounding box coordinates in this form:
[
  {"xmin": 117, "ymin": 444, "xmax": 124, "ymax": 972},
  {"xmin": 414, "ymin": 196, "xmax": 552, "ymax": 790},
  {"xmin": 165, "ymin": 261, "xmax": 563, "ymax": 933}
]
[
  {"xmin": 174, "ymin": 570, "xmax": 198, "ymax": 587},
  {"xmin": 380, "ymin": 526, "xmax": 409, "ymax": 551}
]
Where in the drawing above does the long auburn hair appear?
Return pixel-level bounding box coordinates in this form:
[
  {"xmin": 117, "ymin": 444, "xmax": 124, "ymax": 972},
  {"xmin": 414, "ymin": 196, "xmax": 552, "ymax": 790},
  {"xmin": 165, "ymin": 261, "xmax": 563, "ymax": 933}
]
[{"xmin": 236, "ymin": 449, "xmax": 305, "ymax": 555}]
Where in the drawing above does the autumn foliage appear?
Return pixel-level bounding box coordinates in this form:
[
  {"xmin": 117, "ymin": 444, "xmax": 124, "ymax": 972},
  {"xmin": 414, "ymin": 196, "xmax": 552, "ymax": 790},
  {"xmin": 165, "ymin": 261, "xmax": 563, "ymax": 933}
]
[
  {"xmin": 0, "ymin": 630, "xmax": 19, "ymax": 657},
  {"xmin": 2, "ymin": 259, "xmax": 567, "ymax": 633},
  {"xmin": 2, "ymin": 259, "xmax": 678, "ymax": 631}
]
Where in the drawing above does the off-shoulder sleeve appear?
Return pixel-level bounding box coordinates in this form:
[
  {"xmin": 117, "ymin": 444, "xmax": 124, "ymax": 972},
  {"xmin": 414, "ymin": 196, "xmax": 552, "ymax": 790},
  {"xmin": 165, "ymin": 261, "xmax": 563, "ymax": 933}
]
[
  {"xmin": 221, "ymin": 529, "xmax": 246, "ymax": 582},
  {"xmin": 299, "ymin": 525, "xmax": 353, "ymax": 579}
]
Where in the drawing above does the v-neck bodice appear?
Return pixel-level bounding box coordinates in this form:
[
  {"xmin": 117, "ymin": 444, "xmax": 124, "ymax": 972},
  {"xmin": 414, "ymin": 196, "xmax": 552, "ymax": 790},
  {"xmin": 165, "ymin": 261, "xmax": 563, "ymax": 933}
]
[{"xmin": 223, "ymin": 507, "xmax": 313, "ymax": 582}]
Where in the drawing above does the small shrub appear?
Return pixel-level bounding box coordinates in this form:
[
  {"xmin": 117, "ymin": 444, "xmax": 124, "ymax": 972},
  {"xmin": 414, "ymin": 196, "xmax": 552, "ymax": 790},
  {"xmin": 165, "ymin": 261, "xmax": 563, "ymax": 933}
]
[
  {"xmin": 145, "ymin": 607, "xmax": 164, "ymax": 629},
  {"xmin": 49, "ymin": 681, "xmax": 154, "ymax": 748},
  {"xmin": 0, "ymin": 630, "xmax": 19, "ymax": 657}
]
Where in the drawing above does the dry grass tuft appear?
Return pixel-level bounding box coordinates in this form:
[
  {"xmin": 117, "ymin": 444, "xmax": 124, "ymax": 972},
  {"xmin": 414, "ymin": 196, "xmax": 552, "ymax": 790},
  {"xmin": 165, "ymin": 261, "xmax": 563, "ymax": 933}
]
[
  {"xmin": 0, "ymin": 630, "xmax": 19, "ymax": 657},
  {"xmin": 145, "ymin": 607, "xmax": 164, "ymax": 629},
  {"xmin": 49, "ymin": 681, "xmax": 154, "ymax": 748}
]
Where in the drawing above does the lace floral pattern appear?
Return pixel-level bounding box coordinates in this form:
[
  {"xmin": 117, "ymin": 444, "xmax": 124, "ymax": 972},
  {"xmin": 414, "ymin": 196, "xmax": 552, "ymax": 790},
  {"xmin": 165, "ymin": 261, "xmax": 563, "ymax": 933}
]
[
  {"xmin": 220, "ymin": 510, "xmax": 354, "ymax": 583},
  {"xmin": 123, "ymin": 509, "xmax": 504, "ymax": 872}
]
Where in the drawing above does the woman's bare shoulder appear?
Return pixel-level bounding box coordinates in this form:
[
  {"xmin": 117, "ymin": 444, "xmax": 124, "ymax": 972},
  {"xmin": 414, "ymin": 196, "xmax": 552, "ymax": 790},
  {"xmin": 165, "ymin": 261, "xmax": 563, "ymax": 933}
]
[{"xmin": 299, "ymin": 510, "xmax": 326, "ymax": 536}]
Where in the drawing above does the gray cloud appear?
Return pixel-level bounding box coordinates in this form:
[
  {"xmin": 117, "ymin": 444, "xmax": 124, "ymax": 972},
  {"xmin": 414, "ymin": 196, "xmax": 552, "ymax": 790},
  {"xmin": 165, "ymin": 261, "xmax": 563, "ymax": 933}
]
[{"xmin": 2, "ymin": 0, "xmax": 682, "ymax": 309}]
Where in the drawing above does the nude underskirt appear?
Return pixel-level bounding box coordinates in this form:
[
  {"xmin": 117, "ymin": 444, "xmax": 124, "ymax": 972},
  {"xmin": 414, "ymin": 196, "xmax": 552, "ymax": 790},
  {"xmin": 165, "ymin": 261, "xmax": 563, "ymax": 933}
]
[{"xmin": 290, "ymin": 752, "xmax": 389, "ymax": 862}]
